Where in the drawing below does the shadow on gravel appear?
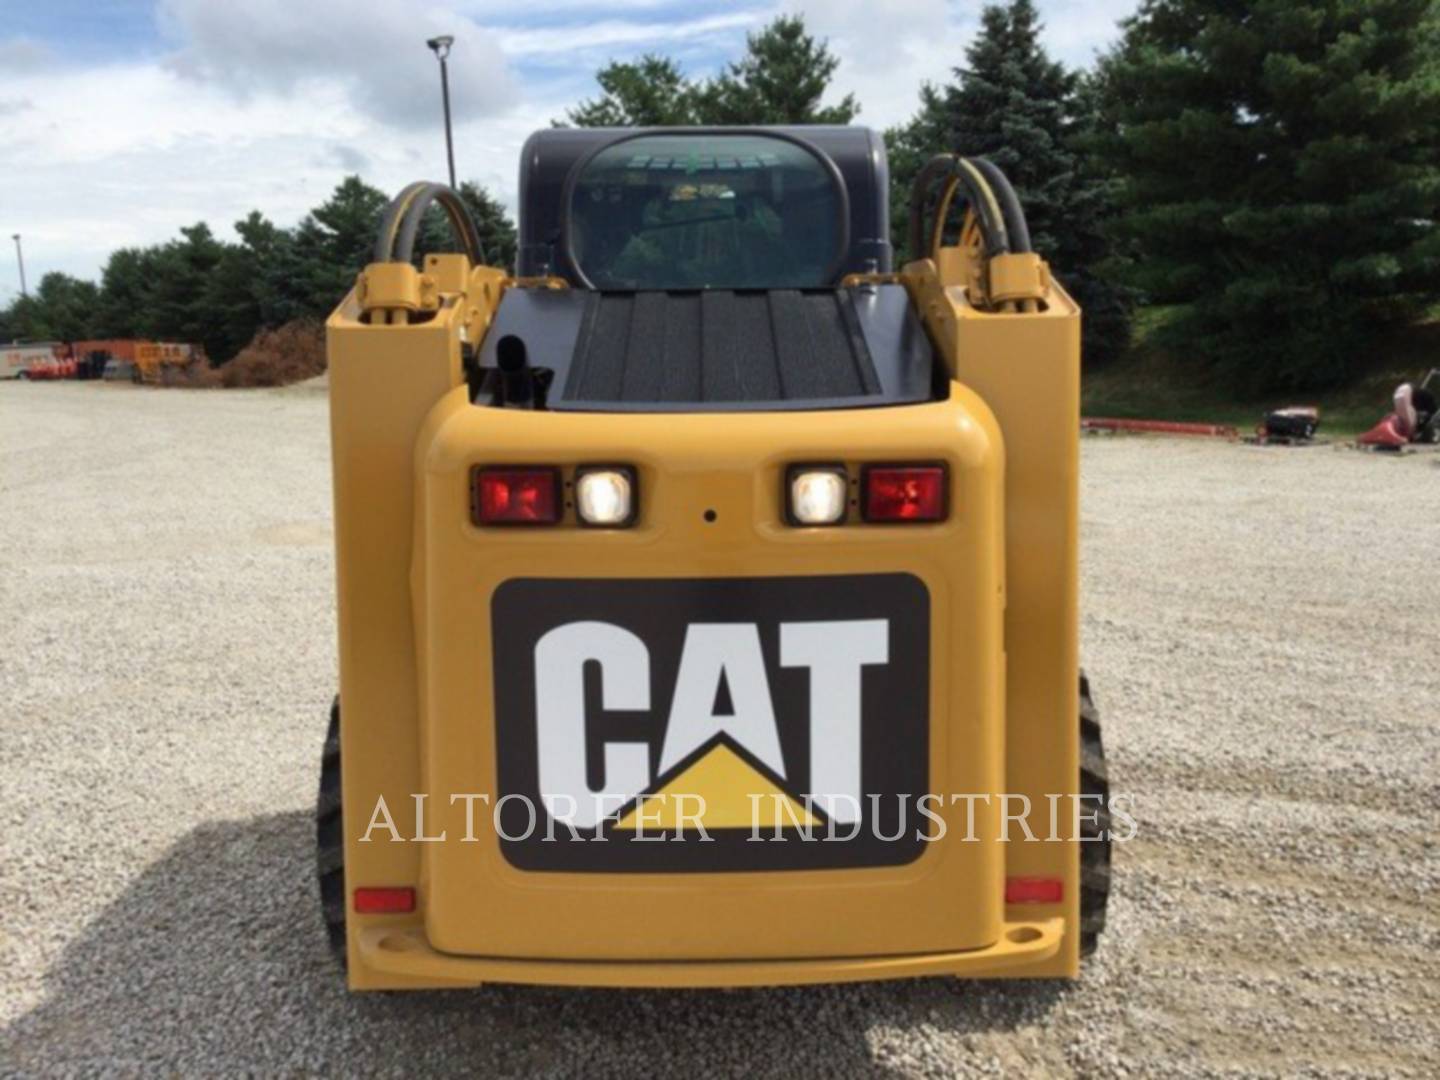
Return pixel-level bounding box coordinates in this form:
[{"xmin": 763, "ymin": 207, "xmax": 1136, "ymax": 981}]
[{"xmin": 5, "ymin": 813, "xmax": 1066, "ymax": 1075}]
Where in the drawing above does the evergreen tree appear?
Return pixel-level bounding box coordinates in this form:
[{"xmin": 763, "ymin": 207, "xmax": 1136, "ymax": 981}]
[
  {"xmin": 233, "ymin": 211, "xmax": 307, "ymax": 328},
  {"xmin": 291, "ymin": 176, "xmax": 390, "ymax": 316},
  {"xmin": 30, "ymin": 273, "xmax": 100, "ymax": 341},
  {"xmin": 1096, "ymin": 0, "xmax": 1440, "ymax": 390},
  {"xmin": 205, "ymin": 212, "xmax": 288, "ymax": 361},
  {"xmin": 568, "ymin": 56, "xmax": 700, "ymax": 126},
  {"xmin": 147, "ymin": 223, "xmax": 228, "ymax": 355},
  {"xmin": 416, "ymin": 181, "xmax": 519, "ymax": 272},
  {"xmin": 0, "ymin": 174, "xmax": 512, "ymax": 361},
  {"xmin": 887, "ymin": 0, "xmax": 1132, "ymax": 361},
  {"xmin": 0, "ymin": 273, "xmax": 100, "ymax": 341},
  {"xmin": 2, "ymin": 292, "xmax": 46, "ymax": 341},
  {"xmin": 567, "ymin": 15, "xmax": 857, "ymax": 127},
  {"xmin": 885, "ymin": 83, "xmax": 950, "ymax": 264},
  {"xmin": 697, "ymin": 16, "xmax": 859, "ymax": 124},
  {"xmin": 95, "ymin": 247, "xmax": 161, "ymax": 338}
]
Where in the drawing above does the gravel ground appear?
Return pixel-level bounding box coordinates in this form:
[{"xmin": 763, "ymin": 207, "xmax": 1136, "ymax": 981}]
[{"xmin": 2, "ymin": 382, "xmax": 1437, "ymax": 1077}]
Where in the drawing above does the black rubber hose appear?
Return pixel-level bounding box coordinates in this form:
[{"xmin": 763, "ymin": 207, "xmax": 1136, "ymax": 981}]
[
  {"xmin": 372, "ymin": 181, "xmax": 431, "ymax": 264},
  {"xmin": 966, "ymin": 157, "xmax": 1032, "ymax": 254},
  {"xmin": 394, "ymin": 184, "xmax": 486, "ymax": 267},
  {"xmin": 907, "ymin": 154, "xmax": 1010, "ymax": 260},
  {"xmin": 907, "ymin": 155, "xmax": 957, "ymax": 260}
]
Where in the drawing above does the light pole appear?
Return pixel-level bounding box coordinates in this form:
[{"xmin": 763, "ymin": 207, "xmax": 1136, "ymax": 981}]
[
  {"xmin": 426, "ymin": 35, "xmax": 457, "ymax": 190},
  {"xmin": 12, "ymin": 234, "xmax": 27, "ymax": 298}
]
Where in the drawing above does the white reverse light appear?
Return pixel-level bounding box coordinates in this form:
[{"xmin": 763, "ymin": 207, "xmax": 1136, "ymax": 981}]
[
  {"xmin": 789, "ymin": 468, "xmax": 848, "ymax": 525},
  {"xmin": 576, "ymin": 468, "xmax": 635, "ymax": 526}
]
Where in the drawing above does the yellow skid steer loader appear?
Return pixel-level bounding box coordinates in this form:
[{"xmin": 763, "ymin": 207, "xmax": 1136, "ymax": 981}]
[{"xmin": 321, "ymin": 126, "xmax": 1110, "ymax": 989}]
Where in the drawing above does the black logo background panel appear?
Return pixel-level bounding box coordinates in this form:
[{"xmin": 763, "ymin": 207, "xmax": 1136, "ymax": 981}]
[{"xmin": 492, "ymin": 574, "xmax": 930, "ymax": 872}]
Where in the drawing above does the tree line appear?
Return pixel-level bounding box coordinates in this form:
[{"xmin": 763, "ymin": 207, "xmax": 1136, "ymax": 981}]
[
  {"xmin": 3, "ymin": 1, "xmax": 1436, "ymax": 391},
  {"xmin": 0, "ymin": 180, "xmax": 515, "ymax": 364}
]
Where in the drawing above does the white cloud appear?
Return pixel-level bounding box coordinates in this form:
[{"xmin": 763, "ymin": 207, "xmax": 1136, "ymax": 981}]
[
  {"xmin": 784, "ymin": 0, "xmax": 973, "ymax": 128},
  {"xmin": 156, "ymin": 0, "xmax": 516, "ymax": 126},
  {"xmin": 0, "ymin": 0, "xmax": 1133, "ymax": 303},
  {"xmin": 1037, "ymin": 0, "xmax": 1137, "ymax": 66},
  {"xmin": 790, "ymin": 0, "xmax": 1137, "ymax": 129},
  {"xmin": 0, "ymin": 56, "xmax": 556, "ymax": 300},
  {"xmin": 497, "ymin": 11, "xmax": 760, "ymax": 57}
]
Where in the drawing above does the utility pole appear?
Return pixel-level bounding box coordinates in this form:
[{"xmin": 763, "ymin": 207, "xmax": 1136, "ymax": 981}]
[
  {"xmin": 12, "ymin": 234, "xmax": 27, "ymax": 298},
  {"xmin": 426, "ymin": 35, "xmax": 457, "ymax": 189}
]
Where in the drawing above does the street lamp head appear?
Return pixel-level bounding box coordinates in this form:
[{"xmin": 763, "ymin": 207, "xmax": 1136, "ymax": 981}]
[{"xmin": 426, "ymin": 35, "xmax": 454, "ymax": 60}]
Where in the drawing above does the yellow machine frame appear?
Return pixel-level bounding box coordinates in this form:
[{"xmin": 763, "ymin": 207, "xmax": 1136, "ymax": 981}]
[{"xmin": 328, "ymin": 210, "xmax": 1080, "ymax": 989}]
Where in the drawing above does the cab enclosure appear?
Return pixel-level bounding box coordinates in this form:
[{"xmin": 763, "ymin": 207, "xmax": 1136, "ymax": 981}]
[{"xmin": 476, "ymin": 127, "xmax": 934, "ymax": 412}]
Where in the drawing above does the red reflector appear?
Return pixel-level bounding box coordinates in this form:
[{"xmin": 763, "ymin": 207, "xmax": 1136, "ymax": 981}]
[
  {"xmin": 474, "ymin": 467, "xmax": 560, "ymax": 525},
  {"xmin": 1005, "ymin": 876, "xmax": 1063, "ymax": 904},
  {"xmin": 353, "ymin": 886, "xmax": 415, "ymax": 914},
  {"xmin": 862, "ymin": 465, "xmax": 947, "ymax": 522}
]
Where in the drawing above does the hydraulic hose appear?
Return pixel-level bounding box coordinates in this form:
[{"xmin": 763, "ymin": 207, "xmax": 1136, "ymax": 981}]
[
  {"xmin": 394, "ymin": 183, "xmax": 486, "ymax": 267},
  {"xmin": 907, "ymin": 155, "xmax": 956, "ymax": 259},
  {"xmin": 372, "ymin": 181, "xmax": 487, "ymax": 266},
  {"xmin": 907, "ymin": 154, "xmax": 1010, "ymax": 262},
  {"xmin": 964, "ymin": 156, "xmax": 1031, "ymax": 254},
  {"xmin": 907, "ymin": 153, "xmax": 1039, "ymax": 312},
  {"xmin": 373, "ymin": 182, "xmax": 431, "ymax": 264}
]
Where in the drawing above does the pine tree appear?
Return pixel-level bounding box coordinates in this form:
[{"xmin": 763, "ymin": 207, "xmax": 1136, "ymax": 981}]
[
  {"xmin": 566, "ymin": 15, "xmax": 857, "ymax": 128},
  {"xmin": 147, "ymin": 223, "xmax": 228, "ymax": 355},
  {"xmin": 0, "ymin": 273, "xmax": 100, "ymax": 341},
  {"xmin": 96, "ymin": 247, "xmax": 161, "ymax": 338},
  {"xmin": 885, "ymin": 83, "xmax": 951, "ymax": 265},
  {"xmin": 4, "ymin": 174, "xmax": 510, "ymax": 361},
  {"xmin": 568, "ymin": 56, "xmax": 701, "ymax": 126},
  {"xmin": 697, "ymin": 16, "xmax": 859, "ymax": 124},
  {"xmin": 205, "ymin": 212, "xmax": 287, "ymax": 361},
  {"xmin": 460, "ymin": 183, "xmax": 518, "ymax": 272},
  {"xmin": 887, "ymin": 0, "xmax": 1133, "ymax": 361},
  {"xmin": 291, "ymin": 176, "xmax": 390, "ymax": 317},
  {"xmin": 1096, "ymin": 0, "xmax": 1440, "ymax": 391},
  {"xmin": 416, "ymin": 181, "xmax": 518, "ymax": 272}
]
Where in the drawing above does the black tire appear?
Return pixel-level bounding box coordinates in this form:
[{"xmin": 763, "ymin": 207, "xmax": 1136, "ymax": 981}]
[
  {"xmin": 1079, "ymin": 671, "xmax": 1111, "ymax": 957},
  {"xmin": 316, "ymin": 697, "xmax": 347, "ymax": 969}
]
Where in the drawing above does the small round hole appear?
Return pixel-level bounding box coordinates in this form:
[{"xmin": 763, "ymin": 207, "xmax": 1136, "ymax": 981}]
[
  {"xmin": 703, "ymin": 509, "xmax": 717, "ymax": 523},
  {"xmin": 1006, "ymin": 925, "xmax": 1044, "ymax": 945}
]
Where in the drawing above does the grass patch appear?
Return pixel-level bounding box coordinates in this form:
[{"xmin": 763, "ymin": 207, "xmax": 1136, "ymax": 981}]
[{"xmin": 1083, "ymin": 312, "xmax": 1440, "ymax": 437}]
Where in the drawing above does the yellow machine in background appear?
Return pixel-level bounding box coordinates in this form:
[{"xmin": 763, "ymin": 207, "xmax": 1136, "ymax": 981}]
[
  {"xmin": 323, "ymin": 127, "xmax": 1108, "ymax": 989},
  {"xmin": 133, "ymin": 341, "xmax": 200, "ymax": 383}
]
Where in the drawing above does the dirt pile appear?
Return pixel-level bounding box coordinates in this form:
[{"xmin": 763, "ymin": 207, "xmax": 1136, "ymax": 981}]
[{"xmin": 216, "ymin": 320, "xmax": 326, "ymax": 388}]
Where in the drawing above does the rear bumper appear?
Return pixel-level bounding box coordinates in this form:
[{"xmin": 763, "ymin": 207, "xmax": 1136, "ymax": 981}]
[{"xmin": 354, "ymin": 918, "xmax": 1064, "ymax": 989}]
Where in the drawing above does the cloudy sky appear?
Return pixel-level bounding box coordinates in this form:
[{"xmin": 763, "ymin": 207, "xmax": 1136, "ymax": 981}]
[{"xmin": 0, "ymin": 0, "xmax": 1136, "ymax": 300}]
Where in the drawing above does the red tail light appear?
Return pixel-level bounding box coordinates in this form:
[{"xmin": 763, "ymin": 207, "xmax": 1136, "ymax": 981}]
[
  {"xmin": 474, "ymin": 467, "xmax": 560, "ymax": 525},
  {"xmin": 353, "ymin": 886, "xmax": 416, "ymax": 914},
  {"xmin": 1005, "ymin": 876, "xmax": 1063, "ymax": 904},
  {"xmin": 862, "ymin": 465, "xmax": 947, "ymax": 523}
]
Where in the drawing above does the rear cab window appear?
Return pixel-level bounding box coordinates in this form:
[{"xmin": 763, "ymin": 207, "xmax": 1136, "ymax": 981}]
[{"xmin": 568, "ymin": 133, "xmax": 844, "ymax": 291}]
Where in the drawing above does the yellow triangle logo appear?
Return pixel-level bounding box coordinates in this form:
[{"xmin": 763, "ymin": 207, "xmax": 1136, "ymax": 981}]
[{"xmin": 613, "ymin": 744, "xmax": 820, "ymax": 831}]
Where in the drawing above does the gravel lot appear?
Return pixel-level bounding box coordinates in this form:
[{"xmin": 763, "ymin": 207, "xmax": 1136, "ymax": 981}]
[{"xmin": 3, "ymin": 382, "xmax": 1437, "ymax": 1077}]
